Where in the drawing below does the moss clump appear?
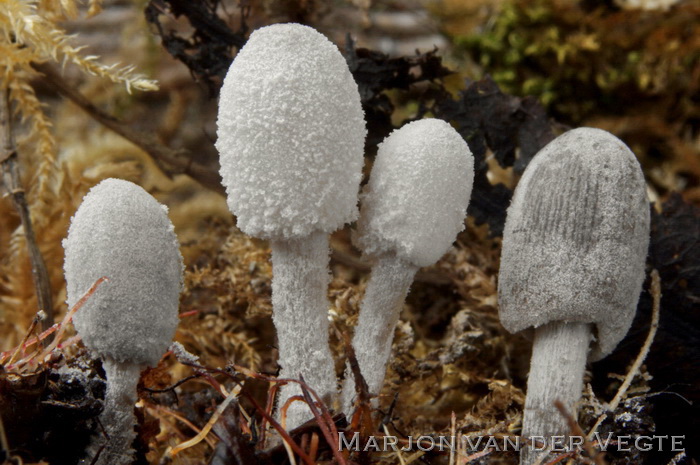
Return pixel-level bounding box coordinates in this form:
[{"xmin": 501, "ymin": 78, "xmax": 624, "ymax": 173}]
[{"xmin": 456, "ymin": 0, "xmax": 699, "ymax": 123}]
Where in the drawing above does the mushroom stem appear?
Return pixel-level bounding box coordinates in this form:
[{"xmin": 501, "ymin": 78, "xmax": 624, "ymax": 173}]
[
  {"xmin": 90, "ymin": 360, "xmax": 141, "ymax": 465},
  {"xmin": 270, "ymin": 231, "xmax": 337, "ymax": 429},
  {"xmin": 521, "ymin": 321, "xmax": 591, "ymax": 465},
  {"xmin": 342, "ymin": 254, "xmax": 418, "ymax": 415}
]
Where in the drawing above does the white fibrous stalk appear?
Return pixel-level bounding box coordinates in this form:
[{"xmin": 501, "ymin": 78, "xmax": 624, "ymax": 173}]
[
  {"xmin": 497, "ymin": 128, "xmax": 650, "ymax": 465},
  {"xmin": 216, "ymin": 23, "xmax": 366, "ymax": 429},
  {"xmin": 343, "ymin": 118, "xmax": 474, "ymax": 414},
  {"xmin": 63, "ymin": 178, "xmax": 184, "ymax": 465}
]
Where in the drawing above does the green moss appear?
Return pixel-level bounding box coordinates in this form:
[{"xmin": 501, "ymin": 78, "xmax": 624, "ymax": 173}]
[{"xmin": 452, "ymin": 0, "xmax": 700, "ymax": 125}]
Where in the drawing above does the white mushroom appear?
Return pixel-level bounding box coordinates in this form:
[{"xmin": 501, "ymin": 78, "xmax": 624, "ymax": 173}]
[
  {"xmin": 498, "ymin": 128, "xmax": 650, "ymax": 464},
  {"xmin": 216, "ymin": 23, "xmax": 366, "ymax": 429},
  {"xmin": 63, "ymin": 178, "xmax": 183, "ymax": 465},
  {"xmin": 342, "ymin": 118, "xmax": 474, "ymax": 415}
]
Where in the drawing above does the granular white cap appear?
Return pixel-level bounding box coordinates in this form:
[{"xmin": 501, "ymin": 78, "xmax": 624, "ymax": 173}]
[
  {"xmin": 354, "ymin": 119, "xmax": 474, "ymax": 267},
  {"xmin": 216, "ymin": 23, "xmax": 366, "ymax": 240},
  {"xmin": 498, "ymin": 127, "xmax": 650, "ymax": 360},
  {"xmin": 63, "ymin": 178, "xmax": 184, "ymax": 366}
]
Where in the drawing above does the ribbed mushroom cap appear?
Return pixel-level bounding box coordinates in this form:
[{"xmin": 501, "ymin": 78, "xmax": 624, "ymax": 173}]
[
  {"xmin": 498, "ymin": 127, "xmax": 649, "ymax": 360},
  {"xmin": 216, "ymin": 23, "xmax": 366, "ymax": 240},
  {"xmin": 63, "ymin": 178, "xmax": 184, "ymax": 366},
  {"xmin": 354, "ymin": 119, "xmax": 474, "ymax": 267}
]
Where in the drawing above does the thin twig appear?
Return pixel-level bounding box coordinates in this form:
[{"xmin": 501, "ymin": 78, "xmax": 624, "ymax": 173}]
[
  {"xmin": 259, "ymin": 378, "xmax": 283, "ymax": 448},
  {"xmin": 253, "ymin": 399, "xmax": 315, "ymax": 465},
  {"xmin": 553, "ymin": 400, "xmax": 600, "ymax": 465},
  {"xmin": 143, "ymin": 374, "xmax": 199, "ymax": 394},
  {"xmin": 0, "ymin": 86, "xmax": 54, "ymax": 331},
  {"xmin": 608, "ymin": 269, "xmax": 661, "ymax": 412},
  {"xmin": 31, "ymin": 62, "xmax": 224, "ymax": 194},
  {"xmin": 343, "ymin": 329, "xmax": 371, "ymax": 424},
  {"xmin": 35, "ymin": 276, "xmax": 107, "ymax": 365},
  {"xmin": 6, "ymin": 312, "xmax": 41, "ymax": 366},
  {"xmin": 298, "ymin": 375, "xmax": 346, "ymax": 465},
  {"xmin": 0, "ymin": 414, "xmax": 10, "ymax": 462},
  {"xmin": 448, "ymin": 412, "xmax": 456, "ymax": 465},
  {"xmin": 5, "ymin": 276, "xmax": 106, "ymax": 371},
  {"xmin": 587, "ymin": 269, "xmax": 662, "ymax": 441}
]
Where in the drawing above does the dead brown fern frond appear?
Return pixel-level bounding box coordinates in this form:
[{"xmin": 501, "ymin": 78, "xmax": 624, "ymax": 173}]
[
  {"xmin": 0, "ymin": 0, "xmax": 157, "ymax": 190},
  {"xmin": 37, "ymin": 0, "xmax": 103, "ymax": 20},
  {"xmin": 0, "ymin": 0, "xmax": 158, "ymax": 345}
]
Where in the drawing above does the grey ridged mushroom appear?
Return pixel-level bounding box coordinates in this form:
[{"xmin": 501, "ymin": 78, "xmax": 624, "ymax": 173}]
[
  {"xmin": 498, "ymin": 127, "xmax": 650, "ymax": 464},
  {"xmin": 216, "ymin": 23, "xmax": 366, "ymax": 429},
  {"xmin": 64, "ymin": 178, "xmax": 183, "ymax": 465}
]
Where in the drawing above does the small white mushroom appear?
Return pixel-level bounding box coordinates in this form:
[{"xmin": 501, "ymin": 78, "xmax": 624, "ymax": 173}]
[
  {"xmin": 63, "ymin": 178, "xmax": 183, "ymax": 465},
  {"xmin": 342, "ymin": 119, "xmax": 474, "ymax": 414},
  {"xmin": 498, "ymin": 128, "xmax": 650, "ymax": 464},
  {"xmin": 216, "ymin": 23, "xmax": 366, "ymax": 428}
]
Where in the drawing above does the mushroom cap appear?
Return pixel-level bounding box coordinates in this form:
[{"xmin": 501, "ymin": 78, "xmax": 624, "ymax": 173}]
[
  {"xmin": 354, "ymin": 119, "xmax": 474, "ymax": 267},
  {"xmin": 63, "ymin": 178, "xmax": 184, "ymax": 366},
  {"xmin": 216, "ymin": 23, "xmax": 366, "ymax": 240},
  {"xmin": 498, "ymin": 127, "xmax": 650, "ymax": 360}
]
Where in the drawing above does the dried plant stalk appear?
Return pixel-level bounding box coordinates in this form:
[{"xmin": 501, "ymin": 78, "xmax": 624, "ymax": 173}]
[{"xmin": 0, "ymin": 86, "xmax": 54, "ymax": 330}]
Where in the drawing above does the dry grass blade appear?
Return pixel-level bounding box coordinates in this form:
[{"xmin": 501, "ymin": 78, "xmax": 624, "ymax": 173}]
[
  {"xmin": 308, "ymin": 432, "xmax": 320, "ymax": 462},
  {"xmin": 167, "ymin": 384, "xmax": 241, "ymax": 457},
  {"xmin": 278, "ymin": 396, "xmax": 302, "ymax": 465},
  {"xmin": 176, "ymin": 361, "xmax": 317, "ymax": 464},
  {"xmin": 146, "ymin": 403, "xmax": 217, "ymax": 448}
]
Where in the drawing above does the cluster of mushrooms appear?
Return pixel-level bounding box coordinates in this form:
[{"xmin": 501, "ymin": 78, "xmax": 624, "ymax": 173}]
[{"xmin": 62, "ymin": 23, "xmax": 650, "ymax": 465}]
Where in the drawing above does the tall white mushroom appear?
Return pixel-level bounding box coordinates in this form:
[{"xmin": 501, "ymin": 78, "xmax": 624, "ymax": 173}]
[
  {"xmin": 63, "ymin": 178, "xmax": 183, "ymax": 465},
  {"xmin": 216, "ymin": 23, "xmax": 366, "ymax": 429},
  {"xmin": 342, "ymin": 118, "xmax": 474, "ymax": 415},
  {"xmin": 498, "ymin": 128, "xmax": 650, "ymax": 464}
]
